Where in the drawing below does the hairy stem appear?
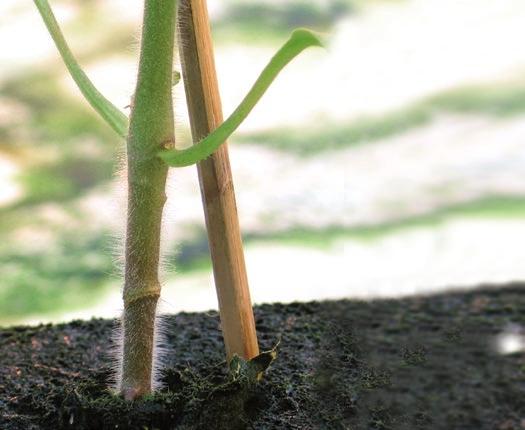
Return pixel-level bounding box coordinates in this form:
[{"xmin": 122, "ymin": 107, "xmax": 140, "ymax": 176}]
[{"xmin": 120, "ymin": 0, "xmax": 176, "ymax": 400}]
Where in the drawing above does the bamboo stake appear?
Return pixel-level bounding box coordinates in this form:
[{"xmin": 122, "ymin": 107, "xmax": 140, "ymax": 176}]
[{"xmin": 177, "ymin": 0, "xmax": 259, "ymax": 361}]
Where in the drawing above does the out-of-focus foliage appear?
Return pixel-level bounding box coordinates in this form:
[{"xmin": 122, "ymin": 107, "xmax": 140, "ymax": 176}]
[
  {"xmin": 235, "ymin": 80, "xmax": 525, "ymax": 154},
  {"xmin": 1, "ymin": 0, "xmax": 525, "ymax": 325},
  {"xmin": 0, "ymin": 232, "xmax": 114, "ymax": 319}
]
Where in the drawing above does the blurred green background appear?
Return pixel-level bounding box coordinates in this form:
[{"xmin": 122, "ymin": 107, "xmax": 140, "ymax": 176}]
[{"xmin": 1, "ymin": 0, "xmax": 525, "ymax": 326}]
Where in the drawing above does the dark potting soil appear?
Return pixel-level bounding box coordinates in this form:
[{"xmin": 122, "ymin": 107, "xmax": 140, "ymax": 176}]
[{"xmin": 1, "ymin": 284, "xmax": 524, "ymax": 430}]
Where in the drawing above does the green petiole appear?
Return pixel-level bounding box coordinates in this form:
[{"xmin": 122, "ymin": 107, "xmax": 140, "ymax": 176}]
[
  {"xmin": 34, "ymin": 0, "xmax": 128, "ymax": 137},
  {"xmin": 158, "ymin": 29, "xmax": 323, "ymax": 167},
  {"xmin": 35, "ymin": 0, "xmax": 323, "ymax": 167}
]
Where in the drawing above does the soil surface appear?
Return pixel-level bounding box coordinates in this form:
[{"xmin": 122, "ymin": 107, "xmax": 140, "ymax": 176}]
[{"xmin": 1, "ymin": 283, "xmax": 524, "ymax": 429}]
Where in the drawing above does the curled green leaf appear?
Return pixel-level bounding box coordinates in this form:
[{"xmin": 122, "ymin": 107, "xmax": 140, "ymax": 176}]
[
  {"xmin": 159, "ymin": 29, "xmax": 323, "ymax": 167},
  {"xmin": 34, "ymin": 0, "xmax": 128, "ymax": 137}
]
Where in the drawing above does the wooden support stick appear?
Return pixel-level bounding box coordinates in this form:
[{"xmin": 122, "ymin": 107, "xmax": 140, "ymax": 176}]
[{"xmin": 177, "ymin": 0, "xmax": 259, "ymax": 361}]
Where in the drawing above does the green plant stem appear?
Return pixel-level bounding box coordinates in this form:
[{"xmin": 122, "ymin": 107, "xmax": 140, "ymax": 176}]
[
  {"xmin": 120, "ymin": 0, "xmax": 176, "ymax": 401},
  {"xmin": 159, "ymin": 29, "xmax": 322, "ymax": 167},
  {"xmin": 34, "ymin": 0, "xmax": 128, "ymax": 137}
]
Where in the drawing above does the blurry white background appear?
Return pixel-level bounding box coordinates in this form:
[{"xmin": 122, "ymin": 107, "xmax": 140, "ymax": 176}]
[{"xmin": 0, "ymin": 0, "xmax": 524, "ymax": 325}]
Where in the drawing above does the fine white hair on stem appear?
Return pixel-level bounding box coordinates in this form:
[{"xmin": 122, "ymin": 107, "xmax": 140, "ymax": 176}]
[
  {"xmin": 110, "ymin": 138, "xmax": 177, "ymax": 395},
  {"xmin": 109, "ymin": 0, "xmax": 189, "ymax": 397},
  {"xmin": 110, "ymin": 310, "xmax": 173, "ymax": 393},
  {"xmin": 110, "ymin": 149, "xmax": 128, "ymax": 280},
  {"xmin": 152, "ymin": 312, "xmax": 174, "ymax": 391},
  {"xmin": 108, "ymin": 317, "xmax": 123, "ymax": 393},
  {"xmin": 113, "ymin": 303, "xmax": 165, "ymax": 394},
  {"xmin": 105, "ymin": 147, "xmax": 128, "ymax": 393}
]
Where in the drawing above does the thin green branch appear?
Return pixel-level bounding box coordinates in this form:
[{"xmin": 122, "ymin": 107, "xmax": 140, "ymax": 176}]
[
  {"xmin": 34, "ymin": 0, "xmax": 128, "ymax": 137},
  {"xmin": 158, "ymin": 29, "xmax": 323, "ymax": 167}
]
